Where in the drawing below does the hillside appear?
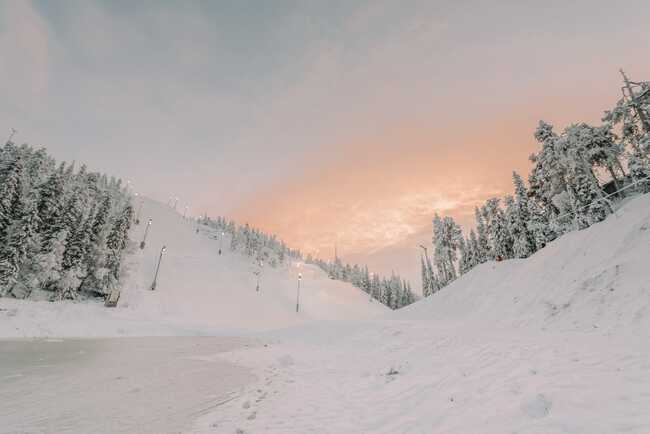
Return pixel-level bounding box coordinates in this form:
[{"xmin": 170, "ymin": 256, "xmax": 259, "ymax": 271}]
[
  {"xmin": 397, "ymin": 193, "xmax": 650, "ymax": 332},
  {"xmin": 197, "ymin": 193, "xmax": 650, "ymax": 434},
  {"xmin": 0, "ymin": 197, "xmax": 386, "ymax": 337}
]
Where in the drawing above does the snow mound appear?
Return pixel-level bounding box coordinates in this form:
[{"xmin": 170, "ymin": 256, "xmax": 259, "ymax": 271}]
[{"xmin": 396, "ymin": 193, "xmax": 650, "ymax": 332}]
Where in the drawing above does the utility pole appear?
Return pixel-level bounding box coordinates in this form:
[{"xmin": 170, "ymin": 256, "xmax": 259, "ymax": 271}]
[
  {"xmin": 140, "ymin": 219, "xmax": 152, "ymax": 249},
  {"xmin": 296, "ymin": 273, "xmax": 302, "ymax": 313},
  {"xmin": 621, "ymin": 69, "xmax": 650, "ymax": 133},
  {"xmin": 151, "ymin": 245, "xmax": 166, "ymax": 290}
]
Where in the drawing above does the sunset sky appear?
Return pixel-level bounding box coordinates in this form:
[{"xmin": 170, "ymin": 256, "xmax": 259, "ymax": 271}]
[{"xmin": 2, "ymin": 0, "xmax": 649, "ymax": 285}]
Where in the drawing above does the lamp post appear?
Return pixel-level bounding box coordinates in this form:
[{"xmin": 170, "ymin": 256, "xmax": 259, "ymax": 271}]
[
  {"xmin": 296, "ymin": 272, "xmax": 302, "ymax": 313},
  {"xmin": 151, "ymin": 245, "xmax": 166, "ymax": 290},
  {"xmin": 219, "ymin": 231, "xmax": 224, "ymax": 255},
  {"xmin": 135, "ymin": 196, "xmax": 144, "ymax": 225},
  {"xmin": 140, "ymin": 219, "xmax": 152, "ymax": 249},
  {"xmin": 256, "ymin": 260, "xmax": 263, "ymax": 292}
]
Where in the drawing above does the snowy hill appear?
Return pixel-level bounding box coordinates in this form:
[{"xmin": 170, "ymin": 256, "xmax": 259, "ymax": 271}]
[
  {"xmin": 196, "ymin": 193, "xmax": 650, "ymax": 434},
  {"xmin": 0, "ymin": 197, "xmax": 385, "ymax": 337},
  {"xmin": 396, "ymin": 193, "xmax": 650, "ymax": 332}
]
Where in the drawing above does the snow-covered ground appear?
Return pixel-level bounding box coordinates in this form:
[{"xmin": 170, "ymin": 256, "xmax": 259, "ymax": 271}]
[
  {"xmin": 0, "ymin": 197, "xmax": 386, "ymax": 338},
  {"xmin": 2, "ymin": 195, "xmax": 650, "ymax": 433},
  {"xmin": 190, "ymin": 194, "xmax": 650, "ymax": 434}
]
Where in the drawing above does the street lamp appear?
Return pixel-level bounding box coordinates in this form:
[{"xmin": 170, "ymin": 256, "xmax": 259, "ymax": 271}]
[
  {"xmin": 151, "ymin": 245, "xmax": 166, "ymax": 290},
  {"xmin": 135, "ymin": 196, "xmax": 144, "ymax": 225},
  {"xmin": 256, "ymin": 260, "xmax": 263, "ymax": 292},
  {"xmin": 140, "ymin": 219, "xmax": 152, "ymax": 249},
  {"xmin": 296, "ymin": 272, "xmax": 302, "ymax": 313},
  {"xmin": 219, "ymin": 231, "xmax": 224, "ymax": 255}
]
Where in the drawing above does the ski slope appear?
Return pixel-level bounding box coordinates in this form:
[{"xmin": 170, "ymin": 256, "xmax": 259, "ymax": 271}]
[
  {"xmin": 0, "ymin": 197, "xmax": 386, "ymax": 337},
  {"xmin": 194, "ymin": 193, "xmax": 650, "ymax": 434}
]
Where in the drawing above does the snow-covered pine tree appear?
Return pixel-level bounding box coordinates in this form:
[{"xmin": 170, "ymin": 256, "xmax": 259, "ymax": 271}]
[
  {"xmin": 509, "ymin": 172, "xmax": 536, "ymax": 259},
  {"xmin": 104, "ymin": 204, "xmax": 133, "ymax": 290},
  {"xmin": 420, "ymin": 255, "xmax": 431, "ymax": 297},
  {"xmin": 482, "ymin": 198, "xmax": 513, "ymax": 260},
  {"xmin": 457, "ymin": 236, "xmax": 471, "ymax": 275},
  {"xmin": 467, "ymin": 229, "xmax": 480, "ymax": 269},
  {"xmin": 474, "ymin": 207, "xmax": 490, "ymax": 263},
  {"xmin": 0, "ymin": 149, "xmax": 24, "ymax": 246},
  {"xmin": 0, "ymin": 191, "xmax": 41, "ymax": 296}
]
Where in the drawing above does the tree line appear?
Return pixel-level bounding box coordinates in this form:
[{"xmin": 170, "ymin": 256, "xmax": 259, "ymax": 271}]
[
  {"xmin": 422, "ymin": 71, "xmax": 650, "ymax": 297},
  {"xmin": 307, "ymin": 256, "xmax": 417, "ymax": 310},
  {"xmin": 199, "ymin": 216, "xmax": 303, "ymax": 267},
  {"xmin": 200, "ymin": 215, "xmax": 417, "ymax": 310},
  {"xmin": 0, "ymin": 142, "xmax": 133, "ymax": 300}
]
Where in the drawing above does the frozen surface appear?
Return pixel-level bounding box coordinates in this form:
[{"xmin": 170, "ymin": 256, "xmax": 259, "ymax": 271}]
[{"xmin": 0, "ymin": 337, "xmax": 255, "ymax": 434}]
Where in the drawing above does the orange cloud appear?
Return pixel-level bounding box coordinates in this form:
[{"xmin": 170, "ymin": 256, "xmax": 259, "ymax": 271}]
[{"xmin": 231, "ymin": 114, "xmax": 538, "ymax": 258}]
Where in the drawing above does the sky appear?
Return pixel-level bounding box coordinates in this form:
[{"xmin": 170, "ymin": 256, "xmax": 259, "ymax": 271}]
[{"xmin": 2, "ymin": 0, "xmax": 650, "ymax": 288}]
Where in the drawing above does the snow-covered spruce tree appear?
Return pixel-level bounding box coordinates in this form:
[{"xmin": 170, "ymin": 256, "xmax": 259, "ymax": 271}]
[
  {"xmin": 473, "ymin": 207, "xmax": 490, "ymax": 263},
  {"xmin": 0, "ymin": 142, "xmax": 133, "ymax": 300},
  {"xmin": 420, "ymin": 255, "xmax": 431, "ymax": 297},
  {"xmin": 99, "ymin": 204, "xmax": 133, "ymax": 299},
  {"xmin": 432, "ymin": 214, "xmax": 462, "ymax": 286},
  {"xmin": 466, "ymin": 229, "xmax": 480, "ymax": 269},
  {"xmin": 1, "ymin": 191, "xmax": 41, "ymax": 296},
  {"xmin": 457, "ymin": 236, "xmax": 471, "ymax": 275},
  {"xmin": 527, "ymin": 196, "xmax": 555, "ymax": 251},
  {"xmin": 482, "ymin": 198, "xmax": 513, "ymax": 260},
  {"xmin": 508, "ymin": 172, "xmax": 536, "ymax": 259},
  {"xmin": 0, "ymin": 148, "xmax": 24, "ymax": 246}
]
